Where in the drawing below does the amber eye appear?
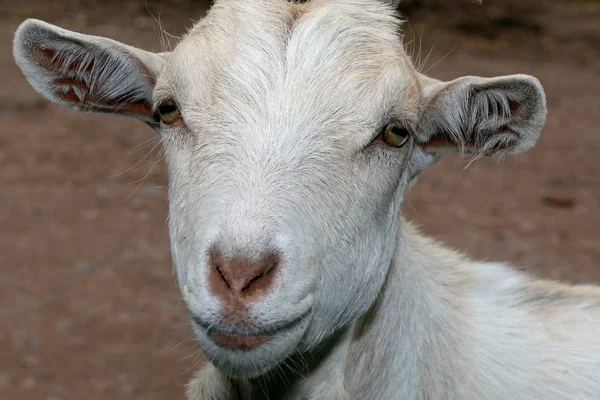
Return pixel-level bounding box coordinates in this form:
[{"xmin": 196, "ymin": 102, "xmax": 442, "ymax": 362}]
[
  {"xmin": 157, "ymin": 100, "xmax": 181, "ymax": 124},
  {"xmin": 382, "ymin": 122, "xmax": 410, "ymax": 148}
]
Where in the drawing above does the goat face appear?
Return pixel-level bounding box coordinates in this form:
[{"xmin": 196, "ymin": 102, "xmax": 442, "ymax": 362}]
[{"xmin": 161, "ymin": 1, "xmax": 416, "ymax": 377}]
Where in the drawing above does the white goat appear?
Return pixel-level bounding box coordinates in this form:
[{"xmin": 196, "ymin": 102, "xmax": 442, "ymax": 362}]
[{"xmin": 12, "ymin": 0, "xmax": 600, "ymax": 399}]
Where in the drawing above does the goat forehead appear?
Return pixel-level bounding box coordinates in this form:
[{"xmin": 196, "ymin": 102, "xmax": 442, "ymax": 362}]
[{"xmin": 160, "ymin": 0, "xmax": 415, "ymax": 128}]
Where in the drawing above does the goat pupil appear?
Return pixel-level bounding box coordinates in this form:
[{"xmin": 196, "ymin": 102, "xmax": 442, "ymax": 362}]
[
  {"xmin": 392, "ymin": 126, "xmax": 408, "ymax": 138},
  {"xmin": 160, "ymin": 104, "xmax": 176, "ymax": 115}
]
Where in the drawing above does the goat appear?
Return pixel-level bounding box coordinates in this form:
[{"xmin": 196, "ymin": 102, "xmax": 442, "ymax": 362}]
[{"xmin": 12, "ymin": 0, "xmax": 600, "ymax": 398}]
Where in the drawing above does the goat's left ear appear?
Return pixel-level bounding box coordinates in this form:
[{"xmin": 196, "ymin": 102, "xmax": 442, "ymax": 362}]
[{"xmin": 409, "ymin": 73, "xmax": 547, "ymax": 176}]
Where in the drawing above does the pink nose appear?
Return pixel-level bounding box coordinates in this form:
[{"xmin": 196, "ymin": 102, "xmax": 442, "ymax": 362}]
[{"xmin": 208, "ymin": 248, "xmax": 280, "ymax": 307}]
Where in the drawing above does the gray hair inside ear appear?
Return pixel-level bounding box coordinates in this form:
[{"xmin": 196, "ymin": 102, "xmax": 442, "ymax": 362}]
[
  {"xmin": 13, "ymin": 19, "xmax": 165, "ymax": 123},
  {"xmin": 416, "ymin": 74, "xmax": 547, "ymax": 159}
]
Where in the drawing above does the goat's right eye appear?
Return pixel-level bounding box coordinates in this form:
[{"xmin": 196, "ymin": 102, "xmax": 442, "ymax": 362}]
[{"xmin": 157, "ymin": 100, "xmax": 181, "ymax": 125}]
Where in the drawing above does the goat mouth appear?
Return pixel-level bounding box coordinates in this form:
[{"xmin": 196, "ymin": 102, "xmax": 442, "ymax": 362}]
[
  {"xmin": 191, "ymin": 309, "xmax": 311, "ymax": 351},
  {"xmin": 209, "ymin": 332, "xmax": 268, "ymax": 350}
]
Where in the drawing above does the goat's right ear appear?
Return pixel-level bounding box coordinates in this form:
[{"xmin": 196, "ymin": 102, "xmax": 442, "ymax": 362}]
[{"xmin": 13, "ymin": 19, "xmax": 166, "ymax": 127}]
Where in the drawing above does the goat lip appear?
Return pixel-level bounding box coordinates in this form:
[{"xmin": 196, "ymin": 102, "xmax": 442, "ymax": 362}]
[
  {"xmin": 192, "ymin": 308, "xmax": 312, "ymax": 338},
  {"xmin": 209, "ymin": 332, "xmax": 268, "ymax": 350}
]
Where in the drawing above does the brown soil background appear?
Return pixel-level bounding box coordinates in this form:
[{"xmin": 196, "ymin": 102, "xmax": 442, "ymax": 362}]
[{"xmin": 1, "ymin": 0, "xmax": 599, "ymax": 399}]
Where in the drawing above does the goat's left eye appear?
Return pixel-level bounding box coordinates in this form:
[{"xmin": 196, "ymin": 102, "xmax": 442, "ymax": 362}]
[
  {"xmin": 157, "ymin": 100, "xmax": 181, "ymax": 125},
  {"xmin": 382, "ymin": 122, "xmax": 410, "ymax": 148}
]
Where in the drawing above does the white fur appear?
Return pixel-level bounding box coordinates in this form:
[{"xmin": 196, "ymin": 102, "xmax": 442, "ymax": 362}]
[{"xmin": 12, "ymin": 0, "xmax": 599, "ymax": 399}]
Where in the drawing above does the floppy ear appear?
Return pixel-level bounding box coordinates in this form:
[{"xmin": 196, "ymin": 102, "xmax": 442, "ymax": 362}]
[
  {"xmin": 409, "ymin": 73, "xmax": 547, "ymax": 177},
  {"xmin": 13, "ymin": 19, "xmax": 166, "ymax": 127}
]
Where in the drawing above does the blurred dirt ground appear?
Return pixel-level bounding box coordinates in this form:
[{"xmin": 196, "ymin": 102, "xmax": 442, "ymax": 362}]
[{"xmin": 1, "ymin": 0, "xmax": 599, "ymax": 399}]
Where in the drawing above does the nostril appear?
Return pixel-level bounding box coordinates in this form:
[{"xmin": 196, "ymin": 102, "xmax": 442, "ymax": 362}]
[
  {"xmin": 215, "ymin": 264, "xmax": 231, "ymax": 289},
  {"xmin": 241, "ymin": 262, "xmax": 276, "ymax": 292}
]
